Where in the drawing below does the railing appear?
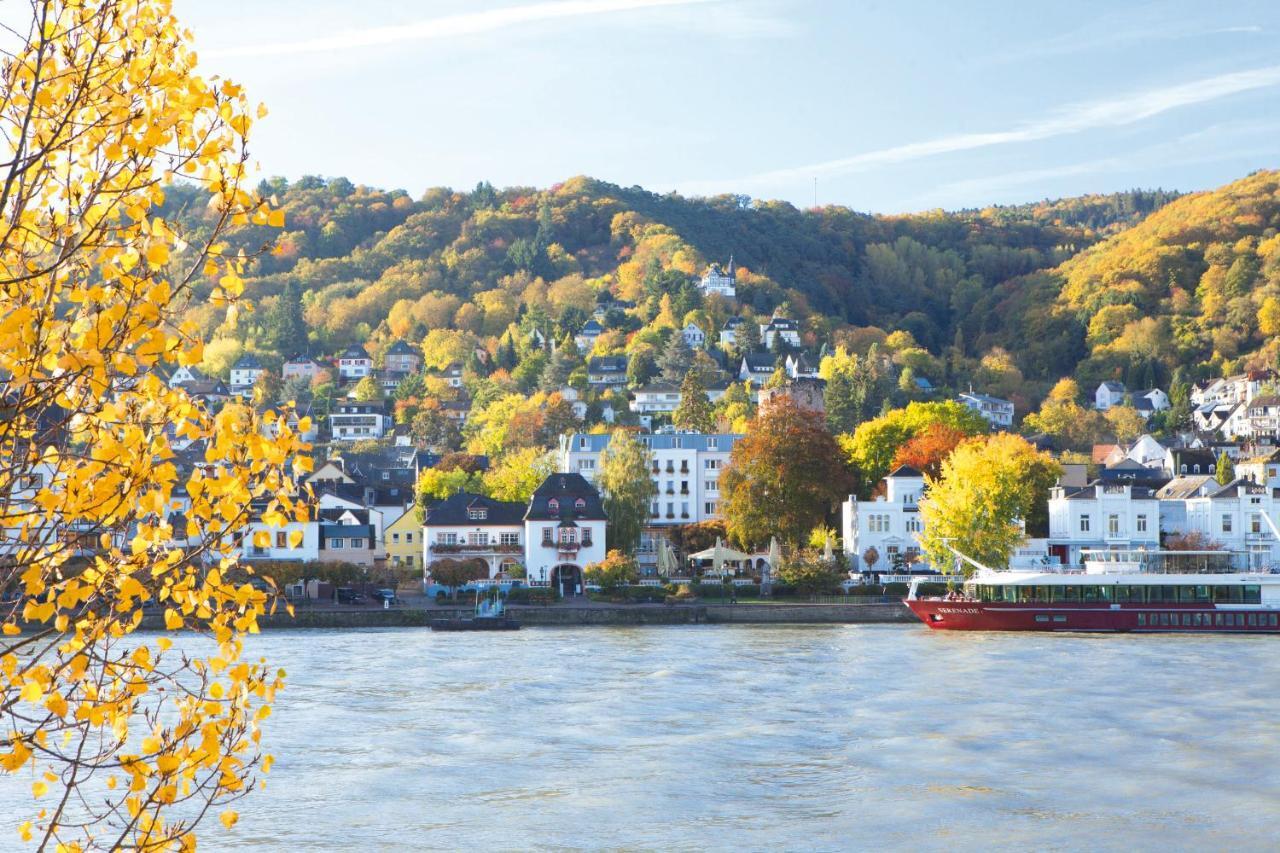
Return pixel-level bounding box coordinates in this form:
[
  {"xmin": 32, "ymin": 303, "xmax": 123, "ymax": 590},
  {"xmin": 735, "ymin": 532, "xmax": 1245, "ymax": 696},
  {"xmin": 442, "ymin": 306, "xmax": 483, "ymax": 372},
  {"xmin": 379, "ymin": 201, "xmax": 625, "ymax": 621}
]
[{"xmin": 432, "ymin": 542, "xmax": 524, "ymax": 554}]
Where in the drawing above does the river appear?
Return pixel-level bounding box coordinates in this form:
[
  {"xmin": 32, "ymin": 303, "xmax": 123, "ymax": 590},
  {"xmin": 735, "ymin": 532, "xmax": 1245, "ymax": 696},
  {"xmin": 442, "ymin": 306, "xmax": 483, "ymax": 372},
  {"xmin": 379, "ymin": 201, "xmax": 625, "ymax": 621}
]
[{"xmin": 4, "ymin": 625, "xmax": 1279, "ymax": 851}]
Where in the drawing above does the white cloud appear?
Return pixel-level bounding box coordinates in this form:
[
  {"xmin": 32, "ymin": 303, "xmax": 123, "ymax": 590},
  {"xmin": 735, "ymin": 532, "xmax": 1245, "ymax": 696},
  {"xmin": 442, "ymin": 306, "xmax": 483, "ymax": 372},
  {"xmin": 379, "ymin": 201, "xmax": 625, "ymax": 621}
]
[
  {"xmin": 707, "ymin": 64, "xmax": 1280, "ymax": 190},
  {"xmin": 204, "ymin": 0, "xmax": 723, "ymax": 59}
]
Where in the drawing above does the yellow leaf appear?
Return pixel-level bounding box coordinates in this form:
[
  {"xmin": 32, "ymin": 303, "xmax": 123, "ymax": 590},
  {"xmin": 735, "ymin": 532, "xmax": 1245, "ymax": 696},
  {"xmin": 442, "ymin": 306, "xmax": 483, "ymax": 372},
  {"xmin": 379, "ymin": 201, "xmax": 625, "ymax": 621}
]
[
  {"xmin": 220, "ymin": 810, "xmax": 238, "ymax": 829},
  {"xmin": 32, "ymin": 781, "xmax": 47, "ymax": 798},
  {"xmin": 267, "ymin": 208, "xmax": 285, "ymax": 228},
  {"xmin": 20, "ymin": 682, "xmax": 43, "ymax": 704},
  {"xmin": 164, "ymin": 609, "xmax": 183, "ymax": 630},
  {"xmin": 2, "ymin": 623, "xmax": 19, "ymax": 635},
  {"xmin": 146, "ymin": 242, "xmax": 169, "ymax": 267}
]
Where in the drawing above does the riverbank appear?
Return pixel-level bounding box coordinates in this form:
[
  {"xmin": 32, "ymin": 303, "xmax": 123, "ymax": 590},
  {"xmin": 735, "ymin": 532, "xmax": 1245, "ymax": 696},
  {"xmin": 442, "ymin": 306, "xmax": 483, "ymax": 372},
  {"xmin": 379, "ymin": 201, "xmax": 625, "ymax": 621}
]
[{"xmin": 148, "ymin": 600, "xmax": 917, "ymax": 630}]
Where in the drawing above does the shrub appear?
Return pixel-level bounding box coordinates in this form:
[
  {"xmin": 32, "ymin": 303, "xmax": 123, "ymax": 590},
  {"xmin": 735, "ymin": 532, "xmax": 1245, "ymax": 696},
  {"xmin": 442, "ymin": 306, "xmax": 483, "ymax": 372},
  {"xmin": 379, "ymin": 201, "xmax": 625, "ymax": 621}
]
[{"xmin": 883, "ymin": 582, "xmax": 910, "ymax": 597}]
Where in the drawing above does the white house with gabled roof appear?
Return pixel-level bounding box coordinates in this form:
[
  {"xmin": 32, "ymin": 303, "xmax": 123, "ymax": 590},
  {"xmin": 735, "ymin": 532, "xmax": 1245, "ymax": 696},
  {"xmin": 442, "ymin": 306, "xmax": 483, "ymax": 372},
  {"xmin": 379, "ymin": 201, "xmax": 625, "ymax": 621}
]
[{"xmin": 841, "ymin": 466, "xmax": 927, "ymax": 572}]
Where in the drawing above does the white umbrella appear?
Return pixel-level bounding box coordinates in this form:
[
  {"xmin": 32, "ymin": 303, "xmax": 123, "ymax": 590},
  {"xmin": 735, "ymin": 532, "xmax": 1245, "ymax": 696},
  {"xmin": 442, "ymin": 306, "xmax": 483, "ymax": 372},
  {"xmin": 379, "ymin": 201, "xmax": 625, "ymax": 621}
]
[
  {"xmin": 712, "ymin": 537, "xmax": 725, "ymax": 578},
  {"xmin": 768, "ymin": 536, "xmax": 781, "ymax": 570}
]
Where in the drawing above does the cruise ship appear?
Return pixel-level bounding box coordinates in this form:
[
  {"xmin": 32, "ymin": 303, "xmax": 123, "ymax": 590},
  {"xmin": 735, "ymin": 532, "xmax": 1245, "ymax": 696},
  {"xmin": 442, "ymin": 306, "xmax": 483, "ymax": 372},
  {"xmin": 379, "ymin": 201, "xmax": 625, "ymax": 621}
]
[{"xmin": 906, "ymin": 549, "xmax": 1280, "ymax": 633}]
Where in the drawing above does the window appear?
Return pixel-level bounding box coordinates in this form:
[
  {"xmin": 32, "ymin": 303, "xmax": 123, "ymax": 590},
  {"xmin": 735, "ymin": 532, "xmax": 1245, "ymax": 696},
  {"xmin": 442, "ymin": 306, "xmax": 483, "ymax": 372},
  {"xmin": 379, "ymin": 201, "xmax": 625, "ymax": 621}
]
[
  {"xmin": 1080, "ymin": 514, "xmax": 1090, "ymax": 533},
  {"xmin": 705, "ymin": 502, "xmax": 716, "ymax": 515},
  {"xmin": 705, "ymin": 480, "xmax": 718, "ymax": 493},
  {"xmin": 330, "ymin": 538, "xmax": 344, "ymax": 549},
  {"xmin": 707, "ymin": 438, "xmax": 718, "ymax": 450},
  {"xmin": 548, "ymin": 499, "xmax": 560, "ymax": 514},
  {"xmin": 578, "ymin": 459, "xmax": 595, "ymax": 471},
  {"xmin": 906, "ymin": 518, "xmax": 921, "ymax": 533},
  {"xmin": 704, "ymin": 459, "xmax": 720, "ymax": 470},
  {"xmin": 468, "ymin": 533, "xmax": 488, "ymax": 546},
  {"xmin": 1108, "ymin": 514, "xmax": 1120, "ymax": 536},
  {"xmin": 558, "ymin": 527, "xmax": 577, "ymax": 545},
  {"xmin": 542, "ymin": 527, "xmax": 554, "ymax": 545},
  {"xmin": 392, "ymin": 533, "xmax": 400, "ymax": 544},
  {"xmin": 500, "ymin": 532, "xmax": 520, "ymax": 546},
  {"xmin": 276, "ymin": 531, "xmax": 287, "ymax": 548},
  {"xmin": 575, "ymin": 498, "xmax": 586, "ymax": 510},
  {"xmin": 349, "ymin": 538, "xmax": 364, "ymax": 549},
  {"xmin": 1136, "ymin": 515, "xmax": 1147, "ymax": 533},
  {"xmin": 1222, "ymin": 514, "xmax": 1232, "ymax": 533},
  {"xmin": 406, "ymin": 532, "xmax": 414, "ymax": 544},
  {"xmin": 1252, "ymin": 516, "xmax": 1262, "ymax": 534},
  {"xmin": 468, "ymin": 508, "xmax": 488, "ymax": 521}
]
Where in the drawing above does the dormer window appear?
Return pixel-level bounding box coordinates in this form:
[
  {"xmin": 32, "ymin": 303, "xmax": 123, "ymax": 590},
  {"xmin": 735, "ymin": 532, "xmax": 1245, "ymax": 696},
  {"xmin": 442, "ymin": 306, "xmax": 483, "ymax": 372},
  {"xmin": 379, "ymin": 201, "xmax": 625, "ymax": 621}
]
[
  {"xmin": 467, "ymin": 507, "xmax": 487, "ymax": 521},
  {"xmin": 548, "ymin": 499, "xmax": 560, "ymax": 514},
  {"xmin": 575, "ymin": 498, "xmax": 586, "ymax": 510}
]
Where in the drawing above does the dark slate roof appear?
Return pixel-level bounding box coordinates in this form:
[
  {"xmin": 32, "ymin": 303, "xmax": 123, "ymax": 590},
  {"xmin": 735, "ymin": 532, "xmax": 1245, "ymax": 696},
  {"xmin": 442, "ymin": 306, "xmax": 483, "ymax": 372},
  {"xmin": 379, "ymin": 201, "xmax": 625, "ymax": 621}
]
[
  {"xmin": 340, "ymin": 346, "xmax": 370, "ymax": 360},
  {"xmin": 1061, "ymin": 482, "xmax": 1159, "ymax": 500},
  {"xmin": 742, "ymin": 353, "xmax": 775, "ymax": 372},
  {"xmin": 765, "ymin": 317, "xmax": 798, "ymax": 330},
  {"xmin": 233, "ymin": 354, "xmax": 262, "ymax": 369},
  {"xmin": 1156, "ymin": 475, "xmax": 1215, "ymax": 500},
  {"xmin": 588, "ymin": 356, "xmax": 627, "ymax": 373},
  {"xmin": 319, "ymin": 507, "xmax": 371, "ymax": 525},
  {"xmin": 385, "ymin": 340, "xmax": 416, "ymax": 355},
  {"xmin": 1100, "ymin": 381, "xmax": 1126, "ymax": 392},
  {"xmin": 886, "ymin": 465, "xmax": 923, "ymax": 478},
  {"xmin": 580, "ymin": 320, "xmax": 603, "ymax": 333},
  {"xmin": 723, "ymin": 316, "xmax": 744, "ymax": 328},
  {"xmin": 525, "ymin": 473, "xmax": 606, "ymax": 522},
  {"xmin": 1248, "ymin": 395, "xmax": 1280, "ymax": 409},
  {"xmin": 634, "ymin": 382, "xmax": 681, "ymax": 394},
  {"xmin": 425, "ymin": 492, "xmax": 526, "ymax": 526}
]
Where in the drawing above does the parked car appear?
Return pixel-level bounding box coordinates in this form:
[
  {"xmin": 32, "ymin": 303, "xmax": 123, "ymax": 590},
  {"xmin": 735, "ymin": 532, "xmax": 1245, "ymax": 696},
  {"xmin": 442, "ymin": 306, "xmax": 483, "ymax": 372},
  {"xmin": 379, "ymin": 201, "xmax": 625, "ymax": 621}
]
[
  {"xmin": 335, "ymin": 587, "xmax": 367, "ymax": 605},
  {"xmin": 371, "ymin": 589, "xmax": 401, "ymax": 605}
]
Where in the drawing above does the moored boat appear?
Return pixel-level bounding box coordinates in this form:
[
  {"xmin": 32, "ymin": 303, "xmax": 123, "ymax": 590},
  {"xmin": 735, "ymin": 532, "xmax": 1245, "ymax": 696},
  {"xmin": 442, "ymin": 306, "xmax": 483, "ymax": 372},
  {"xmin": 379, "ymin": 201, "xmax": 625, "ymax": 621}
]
[
  {"xmin": 907, "ymin": 549, "xmax": 1280, "ymax": 633},
  {"xmin": 431, "ymin": 589, "xmax": 521, "ymax": 632}
]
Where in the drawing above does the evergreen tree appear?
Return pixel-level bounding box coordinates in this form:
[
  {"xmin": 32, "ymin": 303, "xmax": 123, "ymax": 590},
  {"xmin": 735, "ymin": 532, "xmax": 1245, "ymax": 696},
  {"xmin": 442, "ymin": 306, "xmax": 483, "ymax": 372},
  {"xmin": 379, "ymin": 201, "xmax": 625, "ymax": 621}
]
[
  {"xmin": 673, "ymin": 371, "xmax": 715, "ymax": 432},
  {"xmin": 597, "ymin": 429, "xmax": 657, "ymax": 555},
  {"xmin": 824, "ymin": 366, "xmax": 863, "ymax": 435},
  {"xmin": 539, "ymin": 337, "xmax": 581, "ymax": 392},
  {"xmin": 1216, "ymin": 451, "xmax": 1235, "ymax": 486},
  {"xmin": 268, "ymin": 280, "xmax": 308, "ymax": 356},
  {"xmin": 628, "ymin": 351, "xmax": 657, "ymax": 387},
  {"xmin": 496, "ymin": 334, "xmax": 518, "ymax": 371},
  {"xmin": 658, "ymin": 333, "xmax": 694, "ymax": 383}
]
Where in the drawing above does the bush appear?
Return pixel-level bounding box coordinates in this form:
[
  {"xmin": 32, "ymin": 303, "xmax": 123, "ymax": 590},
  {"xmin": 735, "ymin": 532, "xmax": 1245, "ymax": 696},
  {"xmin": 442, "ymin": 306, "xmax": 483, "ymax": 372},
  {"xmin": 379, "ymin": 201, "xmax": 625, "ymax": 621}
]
[
  {"xmin": 846, "ymin": 584, "xmax": 885, "ymax": 597},
  {"xmin": 434, "ymin": 590, "xmax": 448, "ymax": 604},
  {"xmin": 883, "ymin": 582, "xmax": 909, "ymax": 597},
  {"xmin": 506, "ymin": 586, "xmax": 558, "ymax": 605}
]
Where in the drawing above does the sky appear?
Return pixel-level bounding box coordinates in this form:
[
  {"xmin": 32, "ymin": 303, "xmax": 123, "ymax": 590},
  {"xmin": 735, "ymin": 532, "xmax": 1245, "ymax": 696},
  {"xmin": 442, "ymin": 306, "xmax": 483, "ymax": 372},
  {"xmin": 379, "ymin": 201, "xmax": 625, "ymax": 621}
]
[{"xmin": 176, "ymin": 0, "xmax": 1280, "ymax": 213}]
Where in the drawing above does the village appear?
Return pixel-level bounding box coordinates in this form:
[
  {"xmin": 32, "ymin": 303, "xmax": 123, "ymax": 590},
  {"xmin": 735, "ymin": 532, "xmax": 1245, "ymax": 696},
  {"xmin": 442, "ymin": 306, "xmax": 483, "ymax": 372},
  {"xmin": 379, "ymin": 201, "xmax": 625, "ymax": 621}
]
[{"xmin": 87, "ymin": 259, "xmax": 1280, "ymax": 605}]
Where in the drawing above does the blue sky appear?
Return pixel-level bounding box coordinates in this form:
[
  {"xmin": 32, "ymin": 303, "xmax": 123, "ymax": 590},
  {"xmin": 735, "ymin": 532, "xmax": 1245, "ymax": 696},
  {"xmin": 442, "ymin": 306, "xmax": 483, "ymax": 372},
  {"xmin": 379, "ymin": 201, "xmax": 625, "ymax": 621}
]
[{"xmin": 179, "ymin": 0, "xmax": 1280, "ymax": 213}]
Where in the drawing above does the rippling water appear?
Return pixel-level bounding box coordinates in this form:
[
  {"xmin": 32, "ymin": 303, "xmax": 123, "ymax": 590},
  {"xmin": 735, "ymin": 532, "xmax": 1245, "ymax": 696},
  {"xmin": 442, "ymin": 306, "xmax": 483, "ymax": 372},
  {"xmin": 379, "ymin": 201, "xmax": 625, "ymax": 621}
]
[{"xmin": 5, "ymin": 625, "xmax": 1279, "ymax": 851}]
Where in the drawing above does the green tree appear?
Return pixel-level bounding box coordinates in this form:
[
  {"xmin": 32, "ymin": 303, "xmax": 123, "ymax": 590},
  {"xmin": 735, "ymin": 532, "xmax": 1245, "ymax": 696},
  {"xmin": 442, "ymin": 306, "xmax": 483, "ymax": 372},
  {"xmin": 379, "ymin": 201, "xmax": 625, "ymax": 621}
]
[
  {"xmin": 267, "ymin": 279, "xmax": 308, "ymax": 355},
  {"xmin": 1216, "ymin": 451, "xmax": 1235, "ymax": 485},
  {"xmin": 539, "ymin": 337, "xmax": 582, "ymax": 392},
  {"xmin": 720, "ymin": 398, "xmax": 854, "ymax": 548},
  {"xmin": 584, "ymin": 550, "xmax": 640, "ymax": 590},
  {"xmin": 673, "ymin": 371, "xmax": 715, "ymax": 432},
  {"xmin": 351, "ymin": 375, "xmax": 384, "ymax": 402},
  {"xmin": 657, "ymin": 333, "xmax": 694, "ymax": 383},
  {"xmin": 483, "ymin": 447, "xmax": 556, "ymax": 503},
  {"xmin": 714, "ymin": 380, "xmax": 755, "ymax": 432},
  {"xmin": 842, "ymin": 401, "xmax": 989, "ymax": 496},
  {"xmin": 596, "ymin": 429, "xmax": 657, "ymax": 555},
  {"xmin": 777, "ymin": 555, "xmax": 843, "ymax": 595},
  {"xmin": 919, "ymin": 434, "xmax": 1061, "ymax": 574}
]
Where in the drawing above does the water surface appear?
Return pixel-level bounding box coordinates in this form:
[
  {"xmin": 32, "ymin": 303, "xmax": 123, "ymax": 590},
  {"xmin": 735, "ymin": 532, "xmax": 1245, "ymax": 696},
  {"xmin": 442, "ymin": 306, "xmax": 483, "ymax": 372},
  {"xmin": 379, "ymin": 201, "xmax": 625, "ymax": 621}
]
[{"xmin": 6, "ymin": 625, "xmax": 1278, "ymax": 851}]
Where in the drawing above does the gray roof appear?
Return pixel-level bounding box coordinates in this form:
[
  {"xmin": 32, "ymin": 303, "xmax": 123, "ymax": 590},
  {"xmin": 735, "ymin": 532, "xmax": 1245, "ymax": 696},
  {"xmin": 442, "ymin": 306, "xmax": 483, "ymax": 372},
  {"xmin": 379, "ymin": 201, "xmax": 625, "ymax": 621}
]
[
  {"xmin": 588, "ymin": 356, "xmax": 627, "ymax": 373},
  {"xmin": 525, "ymin": 473, "xmax": 607, "ymax": 522},
  {"xmin": 425, "ymin": 492, "xmax": 525, "ymax": 526}
]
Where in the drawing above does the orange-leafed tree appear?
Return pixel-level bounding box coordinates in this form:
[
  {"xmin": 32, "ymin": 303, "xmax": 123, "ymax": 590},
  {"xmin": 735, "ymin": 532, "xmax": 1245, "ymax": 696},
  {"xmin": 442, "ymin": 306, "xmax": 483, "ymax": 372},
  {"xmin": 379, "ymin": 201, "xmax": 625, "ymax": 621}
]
[
  {"xmin": 720, "ymin": 398, "xmax": 855, "ymax": 549},
  {"xmin": 0, "ymin": 2, "xmax": 308, "ymax": 849},
  {"xmin": 890, "ymin": 423, "xmax": 967, "ymax": 481}
]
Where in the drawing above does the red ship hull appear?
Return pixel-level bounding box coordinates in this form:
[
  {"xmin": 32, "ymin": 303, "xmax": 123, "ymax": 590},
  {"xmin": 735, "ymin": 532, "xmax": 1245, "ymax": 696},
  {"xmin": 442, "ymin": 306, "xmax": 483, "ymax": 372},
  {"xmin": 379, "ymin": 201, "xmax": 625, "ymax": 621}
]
[{"xmin": 906, "ymin": 599, "xmax": 1280, "ymax": 633}]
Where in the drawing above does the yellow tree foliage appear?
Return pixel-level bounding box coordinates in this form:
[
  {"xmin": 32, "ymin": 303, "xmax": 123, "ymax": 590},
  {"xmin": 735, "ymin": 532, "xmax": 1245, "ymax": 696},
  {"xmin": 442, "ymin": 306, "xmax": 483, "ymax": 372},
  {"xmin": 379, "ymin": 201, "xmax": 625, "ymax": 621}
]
[
  {"xmin": 1259, "ymin": 296, "xmax": 1280, "ymax": 338},
  {"xmin": 920, "ymin": 435, "xmax": 1061, "ymax": 574},
  {"xmin": 0, "ymin": 2, "xmax": 308, "ymax": 849}
]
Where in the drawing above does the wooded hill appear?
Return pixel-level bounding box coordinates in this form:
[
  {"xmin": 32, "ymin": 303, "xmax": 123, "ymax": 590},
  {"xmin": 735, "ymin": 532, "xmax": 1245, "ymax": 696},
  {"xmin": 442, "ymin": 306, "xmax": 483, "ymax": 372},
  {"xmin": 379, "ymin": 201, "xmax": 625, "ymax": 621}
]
[{"xmin": 160, "ymin": 169, "xmax": 1280, "ymax": 409}]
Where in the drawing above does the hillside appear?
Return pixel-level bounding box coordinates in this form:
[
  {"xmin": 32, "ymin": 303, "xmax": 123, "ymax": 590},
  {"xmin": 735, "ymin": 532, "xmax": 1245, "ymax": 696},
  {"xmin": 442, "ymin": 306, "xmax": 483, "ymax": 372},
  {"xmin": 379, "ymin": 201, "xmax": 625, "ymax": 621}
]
[{"xmin": 168, "ymin": 174, "xmax": 1180, "ymax": 411}]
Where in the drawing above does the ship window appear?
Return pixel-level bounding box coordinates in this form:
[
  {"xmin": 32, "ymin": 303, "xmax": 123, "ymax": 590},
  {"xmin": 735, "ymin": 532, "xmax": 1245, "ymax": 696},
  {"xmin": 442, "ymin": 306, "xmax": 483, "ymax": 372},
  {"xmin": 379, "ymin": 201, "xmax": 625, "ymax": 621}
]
[
  {"xmin": 1035, "ymin": 615, "xmax": 1049, "ymax": 623},
  {"xmin": 1215, "ymin": 613, "xmax": 1225, "ymax": 626},
  {"xmin": 1062, "ymin": 586, "xmax": 1078, "ymax": 602},
  {"xmin": 1082, "ymin": 586, "xmax": 1100, "ymax": 603},
  {"xmin": 1270, "ymin": 614, "xmax": 1278, "ymax": 627},
  {"xmin": 1052, "ymin": 615, "xmax": 1067, "ymax": 623},
  {"xmin": 1159, "ymin": 613, "xmax": 1170, "ymax": 626},
  {"xmin": 1236, "ymin": 613, "xmax": 1245, "ymax": 627},
  {"xmin": 1247, "ymin": 613, "xmax": 1258, "ymax": 627},
  {"xmin": 1244, "ymin": 585, "xmax": 1261, "ymax": 604},
  {"xmin": 1137, "ymin": 613, "xmax": 1146, "ymax": 626}
]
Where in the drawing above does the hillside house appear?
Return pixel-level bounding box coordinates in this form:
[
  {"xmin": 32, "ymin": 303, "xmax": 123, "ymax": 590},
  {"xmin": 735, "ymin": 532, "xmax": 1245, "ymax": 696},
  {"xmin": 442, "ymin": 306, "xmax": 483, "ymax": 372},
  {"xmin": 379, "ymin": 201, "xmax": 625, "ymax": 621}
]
[
  {"xmin": 699, "ymin": 258, "xmax": 736, "ymax": 299},
  {"xmin": 1095, "ymin": 381, "xmax": 1126, "ymax": 411},
  {"xmin": 338, "ymin": 346, "xmax": 372, "ymax": 380},
  {"xmin": 384, "ymin": 340, "xmax": 422, "ymax": 375}
]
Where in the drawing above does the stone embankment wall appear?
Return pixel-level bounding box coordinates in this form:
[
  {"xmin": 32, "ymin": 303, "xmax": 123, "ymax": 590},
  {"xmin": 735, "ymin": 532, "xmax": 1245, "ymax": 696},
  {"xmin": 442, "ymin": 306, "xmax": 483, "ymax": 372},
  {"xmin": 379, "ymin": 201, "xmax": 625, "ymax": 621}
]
[{"xmin": 137, "ymin": 601, "xmax": 916, "ymax": 630}]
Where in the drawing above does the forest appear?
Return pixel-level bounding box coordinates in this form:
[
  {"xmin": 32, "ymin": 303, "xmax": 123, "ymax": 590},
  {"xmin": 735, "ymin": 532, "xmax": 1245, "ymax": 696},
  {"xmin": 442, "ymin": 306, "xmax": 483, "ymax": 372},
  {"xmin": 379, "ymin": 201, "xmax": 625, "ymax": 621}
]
[{"xmin": 165, "ymin": 169, "xmax": 1280, "ymax": 418}]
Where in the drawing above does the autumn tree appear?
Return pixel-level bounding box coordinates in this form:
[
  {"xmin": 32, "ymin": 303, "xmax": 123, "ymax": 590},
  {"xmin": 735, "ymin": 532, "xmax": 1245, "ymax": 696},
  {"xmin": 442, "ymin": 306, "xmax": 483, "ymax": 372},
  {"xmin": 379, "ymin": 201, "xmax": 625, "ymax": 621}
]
[
  {"xmin": 584, "ymin": 550, "xmax": 640, "ymax": 590},
  {"xmin": 1104, "ymin": 404, "xmax": 1147, "ymax": 443},
  {"xmin": 720, "ymin": 398, "xmax": 854, "ymax": 548},
  {"xmin": 890, "ymin": 423, "xmax": 967, "ymax": 480},
  {"xmin": 842, "ymin": 401, "xmax": 988, "ymax": 495},
  {"xmin": 482, "ymin": 447, "xmax": 555, "ymax": 503},
  {"xmin": 672, "ymin": 371, "xmax": 715, "ymax": 432},
  {"xmin": 920, "ymin": 435, "xmax": 1061, "ymax": 574},
  {"xmin": 1216, "ymin": 451, "xmax": 1235, "ymax": 485},
  {"xmin": 596, "ymin": 429, "xmax": 656, "ymax": 555},
  {"xmin": 351, "ymin": 375, "xmax": 384, "ymax": 402},
  {"xmin": 428, "ymin": 559, "xmax": 490, "ymax": 598},
  {"xmin": 1021, "ymin": 378, "xmax": 1107, "ymax": 450},
  {"xmin": 0, "ymin": 3, "xmax": 306, "ymax": 848}
]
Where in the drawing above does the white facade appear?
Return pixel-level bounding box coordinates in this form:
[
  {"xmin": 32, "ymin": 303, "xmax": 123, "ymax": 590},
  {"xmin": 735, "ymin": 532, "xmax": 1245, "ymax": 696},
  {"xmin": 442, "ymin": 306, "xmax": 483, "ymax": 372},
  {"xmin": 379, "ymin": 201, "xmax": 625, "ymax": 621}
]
[
  {"xmin": 239, "ymin": 519, "xmax": 321, "ymax": 562},
  {"xmin": 1047, "ymin": 483, "xmax": 1160, "ymax": 566},
  {"xmin": 338, "ymin": 349, "xmax": 372, "ymax": 380},
  {"xmin": 1095, "ymin": 381, "xmax": 1126, "ymax": 411},
  {"xmin": 958, "ymin": 392, "xmax": 1014, "ymax": 428},
  {"xmin": 760, "ymin": 318, "xmax": 801, "ymax": 350},
  {"xmin": 329, "ymin": 402, "xmax": 390, "ymax": 441},
  {"xmin": 1183, "ymin": 481, "xmax": 1280, "ymax": 566},
  {"xmin": 681, "ymin": 323, "xmax": 706, "ymax": 349},
  {"xmin": 699, "ymin": 262, "xmax": 736, "ymax": 299},
  {"xmin": 559, "ymin": 430, "xmax": 742, "ymax": 527},
  {"xmin": 841, "ymin": 467, "xmax": 927, "ymax": 571},
  {"xmin": 630, "ymin": 384, "xmax": 681, "ymax": 414},
  {"xmin": 229, "ymin": 357, "xmax": 265, "ymax": 396}
]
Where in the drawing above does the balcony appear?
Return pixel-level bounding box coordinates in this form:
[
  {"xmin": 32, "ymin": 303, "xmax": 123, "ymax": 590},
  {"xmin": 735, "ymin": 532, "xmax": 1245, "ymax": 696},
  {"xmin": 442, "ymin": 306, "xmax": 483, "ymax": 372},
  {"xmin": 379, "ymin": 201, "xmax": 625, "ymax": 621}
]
[{"xmin": 432, "ymin": 542, "xmax": 524, "ymax": 554}]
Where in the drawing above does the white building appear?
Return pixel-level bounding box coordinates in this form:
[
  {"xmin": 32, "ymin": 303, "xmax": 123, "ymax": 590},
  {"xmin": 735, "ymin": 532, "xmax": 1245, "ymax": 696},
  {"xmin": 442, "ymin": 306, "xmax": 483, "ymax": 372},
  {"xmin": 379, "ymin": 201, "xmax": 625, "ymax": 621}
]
[
  {"xmin": 739, "ymin": 353, "xmax": 775, "ymax": 386},
  {"xmin": 1095, "ymin": 381, "xmax": 1126, "ymax": 411},
  {"xmin": 1047, "ymin": 482, "xmax": 1160, "ymax": 566},
  {"xmin": 958, "ymin": 391, "xmax": 1014, "ymax": 428},
  {"xmin": 759, "ymin": 317, "xmax": 801, "ymax": 350},
  {"xmin": 229, "ymin": 354, "xmax": 266, "ymax": 397},
  {"xmin": 1183, "ymin": 479, "xmax": 1280, "ymax": 566},
  {"xmin": 239, "ymin": 516, "xmax": 321, "ymax": 563},
  {"xmin": 523, "ymin": 473, "xmax": 608, "ymax": 597},
  {"xmin": 699, "ymin": 259, "xmax": 736, "ymax": 299},
  {"xmin": 329, "ymin": 402, "xmax": 390, "ymax": 441},
  {"xmin": 681, "ymin": 322, "xmax": 706, "ymax": 349},
  {"xmin": 841, "ymin": 466, "xmax": 926, "ymax": 571},
  {"xmin": 587, "ymin": 356, "xmax": 628, "ymax": 387},
  {"xmin": 719, "ymin": 317, "xmax": 743, "ymax": 349},
  {"xmin": 575, "ymin": 320, "xmax": 604, "ymax": 353},
  {"xmin": 167, "ymin": 365, "xmax": 204, "ymax": 388},
  {"xmin": 282, "ymin": 356, "xmax": 325, "ymax": 383},
  {"xmin": 630, "ymin": 383, "xmax": 682, "ymax": 415},
  {"xmin": 423, "ymin": 492, "xmax": 526, "ymax": 579},
  {"xmin": 785, "ymin": 353, "xmax": 819, "ymax": 379},
  {"xmin": 337, "ymin": 346, "xmax": 372, "ymax": 380},
  {"xmin": 1242, "ymin": 395, "xmax": 1280, "ymax": 440}
]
